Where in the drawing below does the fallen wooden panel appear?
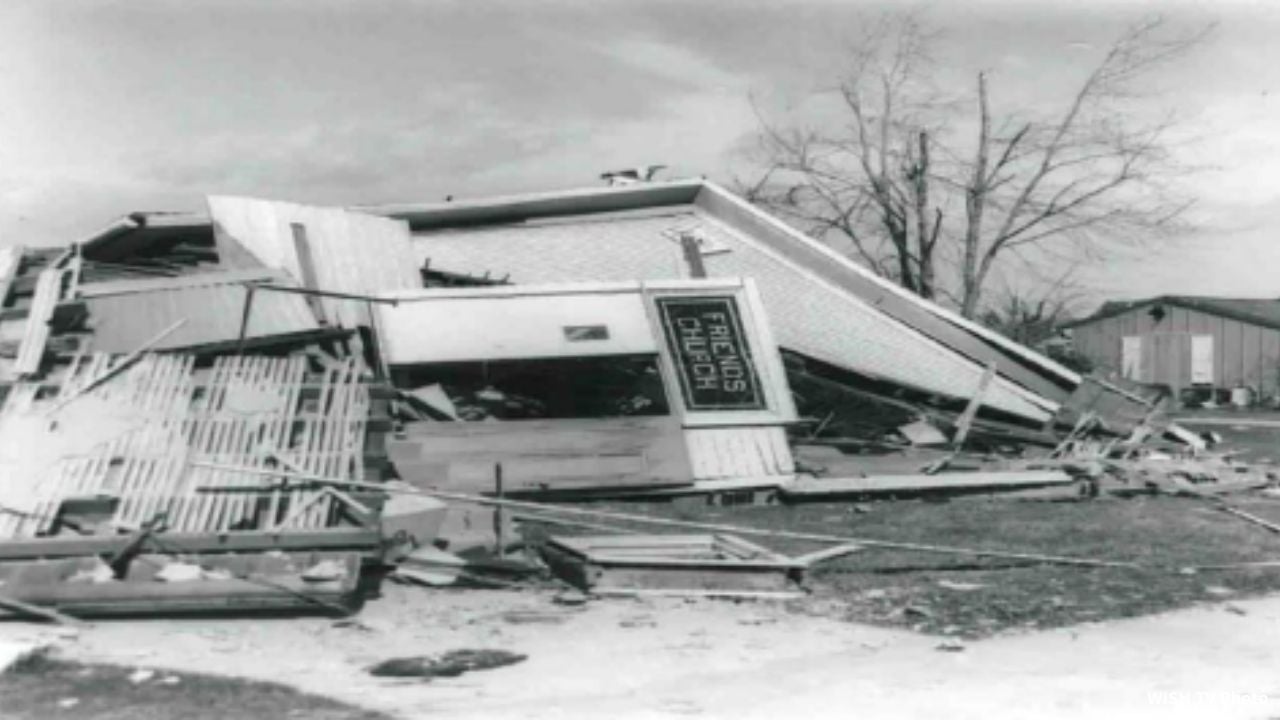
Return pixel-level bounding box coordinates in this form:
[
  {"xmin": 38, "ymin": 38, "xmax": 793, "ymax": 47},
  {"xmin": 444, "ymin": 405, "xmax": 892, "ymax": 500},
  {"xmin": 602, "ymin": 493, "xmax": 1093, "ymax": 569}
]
[
  {"xmin": 0, "ymin": 551, "xmax": 361, "ymax": 618},
  {"xmin": 390, "ymin": 416, "xmax": 693, "ymax": 497},
  {"xmin": 208, "ymin": 195, "xmax": 420, "ymax": 328},
  {"xmin": 0, "ymin": 353, "xmax": 377, "ymax": 540},
  {"xmin": 0, "ymin": 526, "xmax": 384, "ymax": 561},
  {"xmin": 12, "ymin": 265, "xmax": 64, "ymax": 376},
  {"xmin": 540, "ymin": 533, "xmax": 804, "ymax": 598},
  {"xmin": 781, "ymin": 469, "xmax": 1076, "ymax": 501}
]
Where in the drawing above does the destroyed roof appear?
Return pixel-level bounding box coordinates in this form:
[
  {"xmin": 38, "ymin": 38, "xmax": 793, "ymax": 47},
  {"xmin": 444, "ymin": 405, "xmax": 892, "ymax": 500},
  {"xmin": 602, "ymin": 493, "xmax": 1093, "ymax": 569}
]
[
  {"xmin": 75, "ymin": 181, "xmax": 1084, "ymax": 423},
  {"xmin": 79, "ymin": 269, "xmax": 331, "ymax": 353},
  {"xmin": 1064, "ymin": 295, "xmax": 1280, "ymax": 331},
  {"xmin": 207, "ymin": 197, "xmax": 422, "ymax": 328}
]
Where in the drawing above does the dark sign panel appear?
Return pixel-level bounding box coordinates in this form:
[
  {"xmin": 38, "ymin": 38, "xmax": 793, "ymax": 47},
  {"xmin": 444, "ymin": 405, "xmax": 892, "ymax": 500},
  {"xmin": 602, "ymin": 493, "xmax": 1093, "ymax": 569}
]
[{"xmin": 656, "ymin": 296, "xmax": 766, "ymax": 412}]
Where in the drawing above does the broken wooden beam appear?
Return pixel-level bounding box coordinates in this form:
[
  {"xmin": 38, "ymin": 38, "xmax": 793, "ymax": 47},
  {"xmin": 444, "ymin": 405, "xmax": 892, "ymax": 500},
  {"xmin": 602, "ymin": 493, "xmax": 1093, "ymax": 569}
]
[
  {"xmin": 781, "ymin": 470, "xmax": 1076, "ymax": 501},
  {"xmin": 0, "ymin": 593, "xmax": 86, "ymax": 626}
]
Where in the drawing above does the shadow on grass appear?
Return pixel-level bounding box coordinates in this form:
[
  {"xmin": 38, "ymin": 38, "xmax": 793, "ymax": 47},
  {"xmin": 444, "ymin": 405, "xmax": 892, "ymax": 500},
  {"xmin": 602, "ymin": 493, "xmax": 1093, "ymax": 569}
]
[{"xmin": 2, "ymin": 649, "xmax": 392, "ymax": 720}]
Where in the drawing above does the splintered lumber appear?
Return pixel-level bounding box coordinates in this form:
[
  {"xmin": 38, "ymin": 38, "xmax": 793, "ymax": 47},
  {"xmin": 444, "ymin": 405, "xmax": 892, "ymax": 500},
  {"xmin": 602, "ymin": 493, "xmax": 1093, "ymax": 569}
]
[
  {"xmin": 782, "ymin": 470, "xmax": 1075, "ymax": 500},
  {"xmin": 13, "ymin": 266, "xmax": 63, "ymax": 375},
  {"xmin": 194, "ymin": 462, "xmax": 1138, "ymax": 568},
  {"xmin": 951, "ymin": 362, "xmax": 997, "ymax": 452},
  {"xmin": 1, "ymin": 352, "xmax": 376, "ymax": 542}
]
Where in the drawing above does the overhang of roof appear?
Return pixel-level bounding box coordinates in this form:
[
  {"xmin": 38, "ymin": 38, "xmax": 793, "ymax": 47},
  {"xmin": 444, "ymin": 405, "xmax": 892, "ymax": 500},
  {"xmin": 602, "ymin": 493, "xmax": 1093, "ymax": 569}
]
[{"xmin": 1064, "ymin": 295, "xmax": 1280, "ymax": 332}]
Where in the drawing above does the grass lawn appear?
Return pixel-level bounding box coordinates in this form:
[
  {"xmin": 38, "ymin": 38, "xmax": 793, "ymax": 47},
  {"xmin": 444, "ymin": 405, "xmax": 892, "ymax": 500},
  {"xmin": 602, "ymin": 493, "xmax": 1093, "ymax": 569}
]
[
  {"xmin": 574, "ymin": 491, "xmax": 1280, "ymax": 639},
  {"xmin": 0, "ymin": 650, "xmax": 391, "ymax": 720}
]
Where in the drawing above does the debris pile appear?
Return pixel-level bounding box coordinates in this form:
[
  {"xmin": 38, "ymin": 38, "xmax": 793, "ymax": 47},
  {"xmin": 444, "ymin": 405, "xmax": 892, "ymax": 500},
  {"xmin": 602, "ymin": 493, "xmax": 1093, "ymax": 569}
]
[{"xmin": 1, "ymin": 184, "xmax": 1278, "ymax": 635}]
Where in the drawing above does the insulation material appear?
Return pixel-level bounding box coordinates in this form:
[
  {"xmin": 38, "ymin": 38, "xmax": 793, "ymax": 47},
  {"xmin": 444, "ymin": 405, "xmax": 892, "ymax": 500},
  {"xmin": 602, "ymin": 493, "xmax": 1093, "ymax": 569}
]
[
  {"xmin": 208, "ymin": 196, "xmax": 420, "ymax": 328},
  {"xmin": 0, "ymin": 354, "xmax": 371, "ymax": 539}
]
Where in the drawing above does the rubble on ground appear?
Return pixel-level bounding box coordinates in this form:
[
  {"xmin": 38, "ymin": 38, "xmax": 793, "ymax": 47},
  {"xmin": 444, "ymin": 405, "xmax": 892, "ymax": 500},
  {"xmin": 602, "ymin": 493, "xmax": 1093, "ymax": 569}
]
[{"xmin": 1, "ymin": 187, "xmax": 1278, "ymax": 639}]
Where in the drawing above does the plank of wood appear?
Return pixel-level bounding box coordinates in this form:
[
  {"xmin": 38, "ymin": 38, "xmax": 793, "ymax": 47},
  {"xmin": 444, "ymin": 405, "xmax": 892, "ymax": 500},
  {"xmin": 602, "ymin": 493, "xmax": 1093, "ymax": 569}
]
[
  {"xmin": 13, "ymin": 266, "xmax": 62, "ymax": 375},
  {"xmin": 0, "ymin": 592, "xmax": 86, "ymax": 625},
  {"xmin": 589, "ymin": 587, "xmax": 804, "ymax": 600},
  {"xmin": 783, "ymin": 470, "xmax": 1074, "ymax": 499},
  {"xmin": 0, "ymin": 244, "xmax": 24, "ymax": 309},
  {"xmin": 1217, "ymin": 505, "xmax": 1280, "ymax": 535},
  {"xmin": 793, "ymin": 543, "xmax": 864, "ymax": 566},
  {"xmin": 949, "ymin": 361, "xmax": 997, "ymax": 454}
]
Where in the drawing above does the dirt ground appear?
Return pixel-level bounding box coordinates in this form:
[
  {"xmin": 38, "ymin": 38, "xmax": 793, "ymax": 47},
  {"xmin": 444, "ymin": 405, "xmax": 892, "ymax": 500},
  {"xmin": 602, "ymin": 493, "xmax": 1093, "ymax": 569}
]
[{"xmin": 4, "ymin": 583, "xmax": 1280, "ymax": 720}]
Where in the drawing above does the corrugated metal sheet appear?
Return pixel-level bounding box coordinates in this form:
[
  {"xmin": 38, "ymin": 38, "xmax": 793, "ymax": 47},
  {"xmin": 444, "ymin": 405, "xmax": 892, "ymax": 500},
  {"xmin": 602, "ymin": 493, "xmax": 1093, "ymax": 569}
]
[
  {"xmin": 82, "ymin": 272, "xmax": 321, "ymax": 353},
  {"xmin": 411, "ymin": 212, "xmax": 1051, "ymax": 422},
  {"xmin": 207, "ymin": 196, "xmax": 420, "ymax": 328}
]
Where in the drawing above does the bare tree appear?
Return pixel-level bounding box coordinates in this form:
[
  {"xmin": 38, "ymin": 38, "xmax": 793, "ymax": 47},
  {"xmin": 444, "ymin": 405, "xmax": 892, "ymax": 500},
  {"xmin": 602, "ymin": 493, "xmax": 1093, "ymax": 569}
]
[{"xmin": 741, "ymin": 15, "xmax": 1210, "ymax": 317}]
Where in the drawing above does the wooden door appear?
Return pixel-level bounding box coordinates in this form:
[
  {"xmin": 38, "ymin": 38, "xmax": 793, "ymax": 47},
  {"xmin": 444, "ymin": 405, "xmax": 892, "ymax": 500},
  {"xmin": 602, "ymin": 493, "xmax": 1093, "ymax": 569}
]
[
  {"xmin": 1121, "ymin": 336, "xmax": 1144, "ymax": 381},
  {"xmin": 1190, "ymin": 335, "xmax": 1214, "ymax": 385}
]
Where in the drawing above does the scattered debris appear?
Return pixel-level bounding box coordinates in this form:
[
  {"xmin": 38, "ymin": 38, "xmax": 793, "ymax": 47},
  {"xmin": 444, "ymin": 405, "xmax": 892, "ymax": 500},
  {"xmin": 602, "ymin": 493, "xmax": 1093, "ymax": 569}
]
[
  {"xmin": 301, "ymin": 559, "xmax": 348, "ymax": 583},
  {"xmin": 937, "ymin": 580, "xmax": 986, "ymax": 592},
  {"xmin": 898, "ymin": 419, "xmax": 947, "ymax": 447},
  {"xmin": 367, "ymin": 649, "xmax": 527, "ymax": 679},
  {"xmin": 154, "ymin": 562, "xmax": 204, "ymax": 583},
  {"xmin": 902, "ymin": 605, "xmax": 934, "ymax": 620}
]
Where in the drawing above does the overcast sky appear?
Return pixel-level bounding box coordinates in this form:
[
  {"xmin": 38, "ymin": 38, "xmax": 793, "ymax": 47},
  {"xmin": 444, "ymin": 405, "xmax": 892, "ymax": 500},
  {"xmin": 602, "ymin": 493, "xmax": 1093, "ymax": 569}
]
[{"xmin": 1, "ymin": 0, "xmax": 1277, "ymax": 308}]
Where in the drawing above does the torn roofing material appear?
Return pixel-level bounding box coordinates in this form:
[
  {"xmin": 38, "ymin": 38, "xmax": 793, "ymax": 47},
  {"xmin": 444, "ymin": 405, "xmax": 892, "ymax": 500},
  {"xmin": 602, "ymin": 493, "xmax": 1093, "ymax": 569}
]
[
  {"xmin": 80, "ymin": 269, "xmax": 325, "ymax": 353},
  {"xmin": 206, "ymin": 196, "xmax": 420, "ymax": 328},
  {"xmin": 396, "ymin": 193, "xmax": 1057, "ymax": 422},
  {"xmin": 365, "ymin": 181, "xmax": 1081, "ymax": 396}
]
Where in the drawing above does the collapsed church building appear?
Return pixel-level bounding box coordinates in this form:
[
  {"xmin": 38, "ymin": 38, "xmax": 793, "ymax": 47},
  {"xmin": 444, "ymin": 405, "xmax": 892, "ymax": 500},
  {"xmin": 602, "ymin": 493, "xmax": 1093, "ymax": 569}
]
[{"xmin": 0, "ymin": 179, "xmax": 1181, "ymax": 616}]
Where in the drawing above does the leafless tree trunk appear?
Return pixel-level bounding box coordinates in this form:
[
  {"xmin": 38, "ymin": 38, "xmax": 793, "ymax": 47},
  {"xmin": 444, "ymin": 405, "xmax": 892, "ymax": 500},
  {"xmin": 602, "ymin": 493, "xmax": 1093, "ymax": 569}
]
[{"xmin": 741, "ymin": 15, "xmax": 1210, "ymax": 320}]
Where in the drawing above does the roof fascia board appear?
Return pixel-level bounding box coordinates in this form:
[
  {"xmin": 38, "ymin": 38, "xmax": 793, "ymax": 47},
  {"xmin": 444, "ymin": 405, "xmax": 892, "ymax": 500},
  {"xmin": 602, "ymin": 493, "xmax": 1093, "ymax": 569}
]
[
  {"xmin": 691, "ymin": 181, "xmax": 1081, "ymax": 393},
  {"xmin": 379, "ymin": 277, "xmax": 747, "ymax": 303},
  {"xmin": 78, "ymin": 268, "xmax": 283, "ymax": 298},
  {"xmin": 356, "ymin": 180, "xmax": 703, "ymax": 230},
  {"xmin": 78, "ymin": 182, "xmax": 705, "ymax": 250}
]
